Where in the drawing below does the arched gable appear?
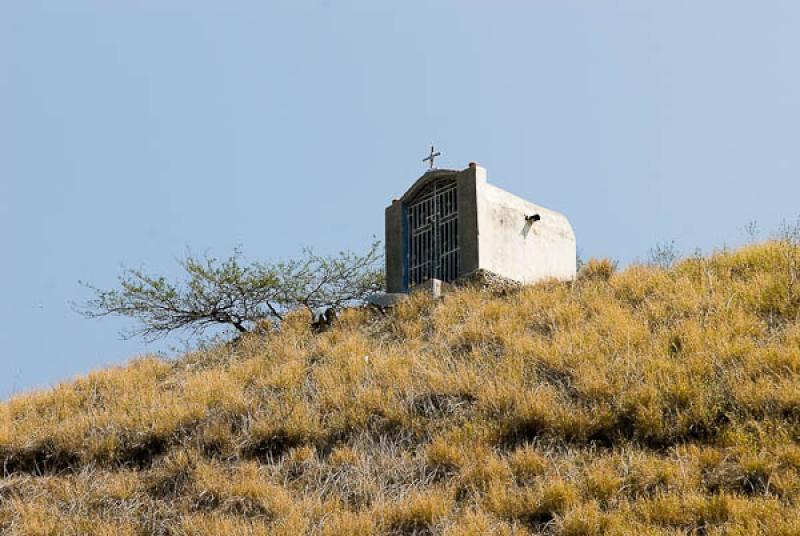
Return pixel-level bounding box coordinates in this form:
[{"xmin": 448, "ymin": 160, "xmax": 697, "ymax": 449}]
[{"xmin": 399, "ymin": 170, "xmax": 459, "ymax": 204}]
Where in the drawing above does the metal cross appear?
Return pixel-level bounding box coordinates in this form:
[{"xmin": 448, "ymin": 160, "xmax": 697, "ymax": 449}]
[{"xmin": 422, "ymin": 145, "xmax": 441, "ymax": 170}]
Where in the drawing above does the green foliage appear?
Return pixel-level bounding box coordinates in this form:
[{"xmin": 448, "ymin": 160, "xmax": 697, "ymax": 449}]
[{"xmin": 77, "ymin": 240, "xmax": 383, "ymax": 340}]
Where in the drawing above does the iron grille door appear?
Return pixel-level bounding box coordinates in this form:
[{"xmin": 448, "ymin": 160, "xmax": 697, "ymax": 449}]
[{"xmin": 407, "ymin": 179, "xmax": 459, "ymax": 288}]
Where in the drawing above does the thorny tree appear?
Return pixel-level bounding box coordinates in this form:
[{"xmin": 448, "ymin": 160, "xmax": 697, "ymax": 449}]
[{"xmin": 78, "ymin": 241, "xmax": 384, "ymax": 340}]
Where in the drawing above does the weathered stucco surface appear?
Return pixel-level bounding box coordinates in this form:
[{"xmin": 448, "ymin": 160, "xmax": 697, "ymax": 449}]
[{"xmin": 476, "ymin": 179, "xmax": 576, "ymax": 283}]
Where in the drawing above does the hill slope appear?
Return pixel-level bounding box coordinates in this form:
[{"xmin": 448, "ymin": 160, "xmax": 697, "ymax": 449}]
[{"xmin": 2, "ymin": 242, "xmax": 800, "ymax": 535}]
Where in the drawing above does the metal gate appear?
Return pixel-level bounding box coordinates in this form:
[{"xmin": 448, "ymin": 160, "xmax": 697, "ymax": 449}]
[{"xmin": 407, "ymin": 179, "xmax": 459, "ymax": 287}]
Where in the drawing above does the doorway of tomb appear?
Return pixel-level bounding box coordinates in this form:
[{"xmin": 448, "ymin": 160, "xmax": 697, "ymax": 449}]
[{"xmin": 406, "ymin": 178, "xmax": 460, "ymax": 287}]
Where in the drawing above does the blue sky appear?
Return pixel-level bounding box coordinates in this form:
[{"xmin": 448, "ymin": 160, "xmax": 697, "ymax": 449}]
[{"xmin": 2, "ymin": 1, "xmax": 799, "ymax": 396}]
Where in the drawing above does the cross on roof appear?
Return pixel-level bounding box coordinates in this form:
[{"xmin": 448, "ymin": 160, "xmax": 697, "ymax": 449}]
[{"xmin": 422, "ymin": 145, "xmax": 441, "ymax": 170}]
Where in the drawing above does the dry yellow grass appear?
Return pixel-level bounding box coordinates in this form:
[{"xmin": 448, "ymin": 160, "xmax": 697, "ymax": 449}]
[{"xmin": 3, "ymin": 241, "xmax": 800, "ymax": 534}]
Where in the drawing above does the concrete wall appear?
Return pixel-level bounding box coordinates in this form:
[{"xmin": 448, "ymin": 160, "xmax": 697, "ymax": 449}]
[
  {"xmin": 476, "ymin": 177, "xmax": 576, "ymax": 283},
  {"xmin": 384, "ymin": 200, "xmax": 405, "ymax": 293},
  {"xmin": 455, "ymin": 165, "xmax": 482, "ymax": 276}
]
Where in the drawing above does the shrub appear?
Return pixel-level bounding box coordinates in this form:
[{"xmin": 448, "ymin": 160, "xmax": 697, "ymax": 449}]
[{"xmin": 578, "ymin": 258, "xmax": 617, "ymax": 282}]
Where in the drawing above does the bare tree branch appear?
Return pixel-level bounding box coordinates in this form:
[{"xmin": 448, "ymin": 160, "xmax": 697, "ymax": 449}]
[{"xmin": 75, "ymin": 240, "xmax": 384, "ymax": 340}]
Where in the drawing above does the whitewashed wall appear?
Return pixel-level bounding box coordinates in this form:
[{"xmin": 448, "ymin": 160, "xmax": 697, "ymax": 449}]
[{"xmin": 476, "ymin": 174, "xmax": 576, "ymax": 283}]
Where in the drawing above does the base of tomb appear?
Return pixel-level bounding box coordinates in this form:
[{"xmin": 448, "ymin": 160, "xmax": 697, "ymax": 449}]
[
  {"xmin": 366, "ymin": 292, "xmax": 409, "ymax": 310},
  {"xmin": 369, "ymin": 269, "xmax": 521, "ymax": 309},
  {"xmin": 410, "ymin": 278, "xmax": 452, "ymax": 298},
  {"xmin": 454, "ymin": 269, "xmax": 522, "ymax": 293}
]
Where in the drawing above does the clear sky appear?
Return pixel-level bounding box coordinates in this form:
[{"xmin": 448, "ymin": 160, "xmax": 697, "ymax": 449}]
[{"xmin": 2, "ymin": 1, "xmax": 799, "ymax": 397}]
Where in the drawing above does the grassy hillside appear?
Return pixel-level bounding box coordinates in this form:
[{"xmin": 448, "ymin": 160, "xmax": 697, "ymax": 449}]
[{"xmin": 3, "ymin": 242, "xmax": 800, "ymax": 535}]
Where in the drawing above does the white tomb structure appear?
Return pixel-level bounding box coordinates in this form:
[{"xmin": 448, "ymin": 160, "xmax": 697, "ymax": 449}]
[{"xmin": 385, "ymin": 162, "xmax": 576, "ymax": 293}]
